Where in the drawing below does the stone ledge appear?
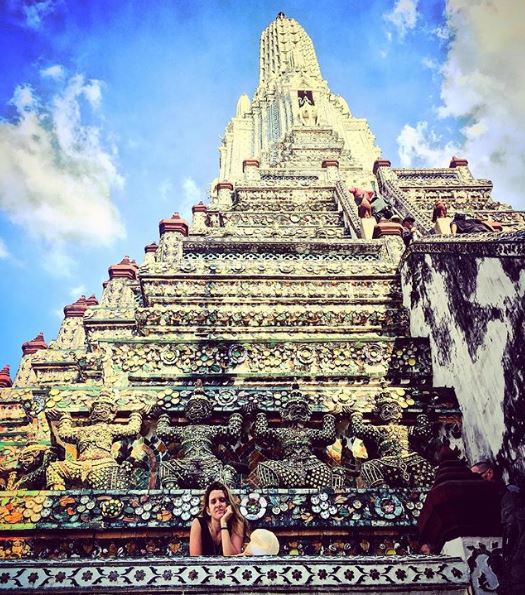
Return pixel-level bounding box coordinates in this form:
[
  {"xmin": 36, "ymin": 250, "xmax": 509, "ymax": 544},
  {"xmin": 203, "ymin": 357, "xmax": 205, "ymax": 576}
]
[
  {"xmin": 0, "ymin": 488, "xmax": 427, "ymax": 533},
  {"xmin": 0, "ymin": 555, "xmax": 469, "ymax": 593},
  {"xmin": 401, "ymin": 230, "xmax": 525, "ymax": 261}
]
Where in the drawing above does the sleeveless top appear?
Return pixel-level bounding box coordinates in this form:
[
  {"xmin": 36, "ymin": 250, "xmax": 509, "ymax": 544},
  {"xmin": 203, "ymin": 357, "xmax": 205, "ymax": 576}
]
[{"xmin": 198, "ymin": 517, "xmax": 223, "ymax": 556}]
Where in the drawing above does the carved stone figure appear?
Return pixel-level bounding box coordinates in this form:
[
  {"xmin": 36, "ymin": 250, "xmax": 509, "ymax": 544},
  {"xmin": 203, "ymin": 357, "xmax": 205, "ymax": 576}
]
[
  {"xmin": 46, "ymin": 392, "xmax": 143, "ymax": 490},
  {"xmin": 348, "ymin": 391, "xmax": 435, "ymax": 488},
  {"xmin": 298, "ymin": 95, "xmax": 319, "ymax": 126},
  {"xmin": 254, "ymin": 388, "xmax": 338, "ymax": 489},
  {"xmin": 6, "ymin": 444, "xmax": 63, "ymax": 490},
  {"xmin": 155, "ymin": 381, "xmax": 242, "ymax": 488}
]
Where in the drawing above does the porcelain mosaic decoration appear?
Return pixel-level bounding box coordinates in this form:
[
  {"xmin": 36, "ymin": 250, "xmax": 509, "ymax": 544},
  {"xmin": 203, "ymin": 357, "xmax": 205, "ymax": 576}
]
[{"xmin": 1, "ymin": 11, "xmax": 522, "ymax": 594}]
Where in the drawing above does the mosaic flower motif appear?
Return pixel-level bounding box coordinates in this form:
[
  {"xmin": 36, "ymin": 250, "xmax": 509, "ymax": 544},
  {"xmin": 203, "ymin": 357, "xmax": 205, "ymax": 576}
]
[
  {"xmin": 228, "ymin": 345, "xmax": 247, "ymax": 365},
  {"xmin": 369, "ymin": 569, "xmax": 381, "ymax": 580},
  {"xmin": 215, "ymin": 389, "xmax": 237, "ymax": 407},
  {"xmin": 0, "ymin": 573, "xmax": 11, "ymax": 584},
  {"xmin": 373, "ymin": 494, "xmax": 404, "ymax": 520},
  {"xmin": 240, "ymin": 493, "xmax": 267, "ymax": 521},
  {"xmin": 27, "ymin": 572, "xmax": 39, "ymax": 584},
  {"xmin": 101, "ymin": 499, "xmax": 124, "ymax": 519},
  {"xmin": 134, "ymin": 570, "xmax": 146, "ymax": 581}
]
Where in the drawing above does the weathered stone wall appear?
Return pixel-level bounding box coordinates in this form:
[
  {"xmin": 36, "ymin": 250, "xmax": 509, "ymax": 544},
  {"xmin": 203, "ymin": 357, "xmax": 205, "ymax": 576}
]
[{"xmin": 400, "ymin": 232, "xmax": 525, "ymax": 481}]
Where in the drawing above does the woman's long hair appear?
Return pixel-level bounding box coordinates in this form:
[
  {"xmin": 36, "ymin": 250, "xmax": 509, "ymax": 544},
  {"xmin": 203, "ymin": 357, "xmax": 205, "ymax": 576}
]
[{"xmin": 200, "ymin": 481, "xmax": 248, "ymax": 538}]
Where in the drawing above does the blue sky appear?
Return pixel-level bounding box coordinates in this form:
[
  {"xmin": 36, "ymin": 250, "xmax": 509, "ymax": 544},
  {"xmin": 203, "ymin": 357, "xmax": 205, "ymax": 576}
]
[{"xmin": 0, "ymin": 0, "xmax": 524, "ymax": 375}]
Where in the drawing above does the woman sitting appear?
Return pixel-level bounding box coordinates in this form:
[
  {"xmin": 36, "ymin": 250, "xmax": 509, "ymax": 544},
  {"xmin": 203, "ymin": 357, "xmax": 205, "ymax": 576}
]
[{"xmin": 189, "ymin": 481, "xmax": 248, "ymax": 556}]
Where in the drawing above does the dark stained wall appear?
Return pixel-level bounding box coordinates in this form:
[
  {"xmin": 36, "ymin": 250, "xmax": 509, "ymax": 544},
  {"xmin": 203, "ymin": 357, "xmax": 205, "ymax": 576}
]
[{"xmin": 400, "ymin": 233, "xmax": 525, "ymax": 482}]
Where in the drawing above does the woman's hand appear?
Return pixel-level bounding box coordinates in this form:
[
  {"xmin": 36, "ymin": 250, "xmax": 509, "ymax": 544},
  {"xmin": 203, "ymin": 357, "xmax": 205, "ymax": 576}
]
[{"xmin": 221, "ymin": 505, "xmax": 234, "ymax": 527}]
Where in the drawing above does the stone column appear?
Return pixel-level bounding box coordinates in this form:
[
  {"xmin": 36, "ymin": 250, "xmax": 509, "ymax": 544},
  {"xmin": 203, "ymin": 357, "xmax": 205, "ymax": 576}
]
[
  {"xmin": 214, "ymin": 181, "xmax": 234, "ymax": 210},
  {"xmin": 321, "ymin": 159, "xmax": 339, "ymax": 182},
  {"xmin": 191, "ymin": 202, "xmax": 208, "ymax": 234},
  {"xmin": 243, "ymin": 159, "xmax": 260, "ymax": 183},
  {"xmin": 157, "ymin": 213, "xmax": 188, "ymax": 264},
  {"xmin": 143, "ymin": 242, "xmax": 158, "ymax": 265}
]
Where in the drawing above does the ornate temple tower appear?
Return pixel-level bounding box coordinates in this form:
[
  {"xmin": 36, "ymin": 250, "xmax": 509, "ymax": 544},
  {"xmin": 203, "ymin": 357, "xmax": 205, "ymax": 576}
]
[
  {"xmin": 218, "ymin": 12, "xmax": 379, "ymax": 186},
  {"xmin": 0, "ymin": 12, "xmax": 523, "ymax": 594}
]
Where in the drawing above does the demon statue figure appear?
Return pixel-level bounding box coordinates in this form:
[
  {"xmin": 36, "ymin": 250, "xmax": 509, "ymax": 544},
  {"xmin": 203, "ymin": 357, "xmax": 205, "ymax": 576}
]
[
  {"xmin": 347, "ymin": 391, "xmax": 435, "ymax": 488},
  {"xmin": 254, "ymin": 387, "xmax": 339, "ymax": 489},
  {"xmin": 155, "ymin": 381, "xmax": 242, "ymax": 488},
  {"xmin": 46, "ymin": 391, "xmax": 143, "ymax": 490}
]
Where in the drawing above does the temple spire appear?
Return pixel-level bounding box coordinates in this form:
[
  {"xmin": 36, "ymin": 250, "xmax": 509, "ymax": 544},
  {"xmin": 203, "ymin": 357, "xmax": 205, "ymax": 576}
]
[{"xmin": 257, "ymin": 14, "xmax": 323, "ymax": 90}]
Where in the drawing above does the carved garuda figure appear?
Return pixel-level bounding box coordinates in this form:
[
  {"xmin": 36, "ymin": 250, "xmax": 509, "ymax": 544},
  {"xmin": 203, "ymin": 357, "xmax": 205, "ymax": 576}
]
[
  {"xmin": 254, "ymin": 388, "xmax": 337, "ymax": 489},
  {"xmin": 155, "ymin": 381, "xmax": 242, "ymax": 488},
  {"xmin": 46, "ymin": 392, "xmax": 143, "ymax": 490},
  {"xmin": 348, "ymin": 391, "xmax": 435, "ymax": 488}
]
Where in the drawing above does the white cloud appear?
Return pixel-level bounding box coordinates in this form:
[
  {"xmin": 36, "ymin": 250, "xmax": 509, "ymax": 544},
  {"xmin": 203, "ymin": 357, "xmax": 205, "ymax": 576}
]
[
  {"xmin": 180, "ymin": 177, "xmax": 201, "ymax": 214},
  {"xmin": 432, "ymin": 25, "xmax": 449, "ymax": 41},
  {"xmin": 397, "ymin": 0, "xmax": 525, "ymax": 209},
  {"xmin": 398, "ymin": 121, "xmax": 459, "ymax": 168},
  {"xmin": 384, "ymin": 0, "xmax": 419, "ymax": 38},
  {"xmin": 0, "ymin": 237, "xmax": 9, "ymax": 259},
  {"xmin": 69, "ymin": 284, "xmax": 86, "ymax": 298},
  {"xmin": 11, "ymin": 84, "xmax": 37, "ymax": 111},
  {"xmin": 421, "ymin": 57, "xmax": 438, "ymax": 71},
  {"xmin": 159, "ymin": 178, "xmax": 173, "ymax": 202},
  {"xmin": 0, "ymin": 72, "xmax": 126, "ymax": 275},
  {"xmin": 22, "ymin": 0, "xmax": 57, "ymax": 29},
  {"xmin": 40, "ymin": 64, "xmax": 64, "ymax": 80},
  {"xmin": 42, "ymin": 243, "xmax": 75, "ymax": 277}
]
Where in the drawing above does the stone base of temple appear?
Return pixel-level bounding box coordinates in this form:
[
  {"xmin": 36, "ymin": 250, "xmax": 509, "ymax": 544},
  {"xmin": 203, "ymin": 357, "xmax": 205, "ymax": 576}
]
[
  {"xmin": 0, "ymin": 555, "xmax": 469, "ymax": 593},
  {"xmin": 442, "ymin": 537, "xmax": 502, "ymax": 595}
]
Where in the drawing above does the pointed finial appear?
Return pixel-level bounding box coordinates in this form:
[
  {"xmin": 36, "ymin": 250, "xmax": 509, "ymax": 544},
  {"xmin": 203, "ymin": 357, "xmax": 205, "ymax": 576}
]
[
  {"xmin": 108, "ymin": 256, "xmax": 139, "ymax": 280},
  {"xmin": 22, "ymin": 332, "xmax": 48, "ymax": 355},
  {"xmin": 159, "ymin": 213, "xmax": 189, "ymax": 237},
  {"xmin": 449, "ymin": 155, "xmax": 468, "ymax": 168},
  {"xmin": 64, "ymin": 295, "xmax": 90, "ymax": 318},
  {"xmin": 0, "ymin": 365, "xmax": 12, "ymax": 388},
  {"xmin": 85, "ymin": 294, "xmax": 98, "ymax": 306}
]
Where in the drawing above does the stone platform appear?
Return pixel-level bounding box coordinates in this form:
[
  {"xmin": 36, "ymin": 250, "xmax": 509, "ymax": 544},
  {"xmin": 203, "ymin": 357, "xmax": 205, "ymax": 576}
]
[{"xmin": 0, "ymin": 555, "xmax": 469, "ymax": 593}]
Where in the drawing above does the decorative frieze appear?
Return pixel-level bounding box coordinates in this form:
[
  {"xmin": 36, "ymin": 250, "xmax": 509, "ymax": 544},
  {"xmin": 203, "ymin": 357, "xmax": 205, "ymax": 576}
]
[
  {"xmin": 135, "ymin": 303, "xmax": 408, "ymax": 334},
  {"xmin": 0, "ymin": 555, "xmax": 469, "ymax": 591},
  {"xmin": 107, "ymin": 337, "xmax": 431, "ymax": 378}
]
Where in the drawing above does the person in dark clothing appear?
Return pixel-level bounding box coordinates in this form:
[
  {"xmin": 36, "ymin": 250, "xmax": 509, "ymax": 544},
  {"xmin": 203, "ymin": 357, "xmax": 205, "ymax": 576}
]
[
  {"xmin": 189, "ymin": 481, "xmax": 248, "ymax": 556},
  {"xmin": 450, "ymin": 213, "xmax": 495, "ymax": 235},
  {"xmin": 370, "ymin": 192, "xmax": 393, "ymax": 223},
  {"xmin": 402, "ymin": 216, "xmax": 418, "ymax": 247},
  {"xmin": 471, "ymin": 460, "xmax": 525, "ymax": 594}
]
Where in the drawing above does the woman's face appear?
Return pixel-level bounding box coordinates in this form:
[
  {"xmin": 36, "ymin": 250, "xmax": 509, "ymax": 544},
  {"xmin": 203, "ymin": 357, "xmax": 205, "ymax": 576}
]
[{"xmin": 206, "ymin": 489, "xmax": 228, "ymax": 521}]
